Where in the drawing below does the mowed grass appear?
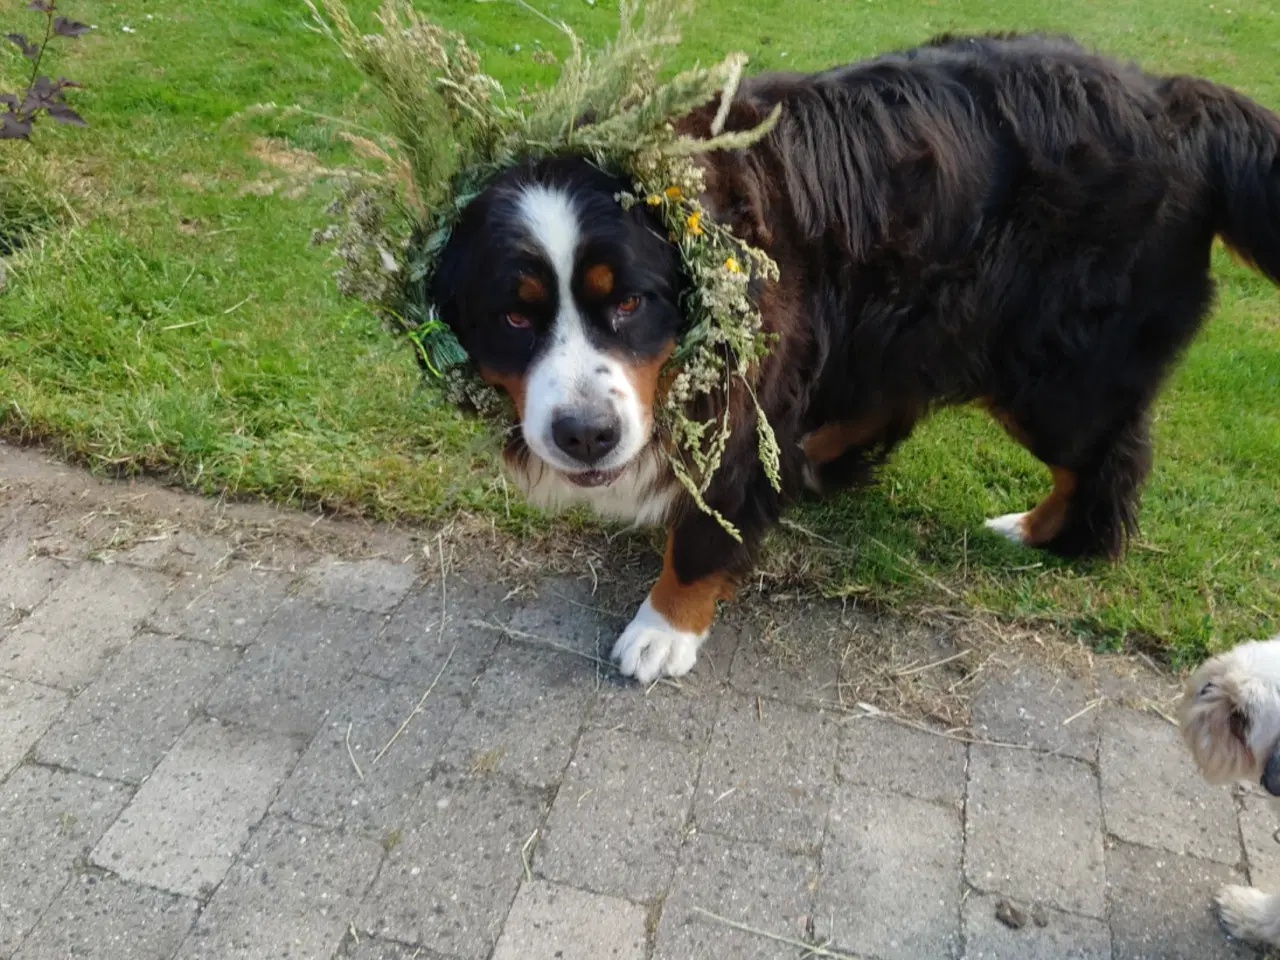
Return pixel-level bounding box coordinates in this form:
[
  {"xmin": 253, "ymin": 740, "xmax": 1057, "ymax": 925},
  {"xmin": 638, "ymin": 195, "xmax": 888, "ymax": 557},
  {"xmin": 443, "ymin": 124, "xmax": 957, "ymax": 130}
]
[{"xmin": 0, "ymin": 0, "xmax": 1276, "ymax": 662}]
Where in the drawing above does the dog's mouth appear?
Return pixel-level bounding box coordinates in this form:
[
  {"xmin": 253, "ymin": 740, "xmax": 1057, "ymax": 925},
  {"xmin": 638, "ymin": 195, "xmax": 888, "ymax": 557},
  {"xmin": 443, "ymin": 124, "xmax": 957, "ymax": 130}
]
[{"xmin": 563, "ymin": 466, "xmax": 625, "ymax": 488}]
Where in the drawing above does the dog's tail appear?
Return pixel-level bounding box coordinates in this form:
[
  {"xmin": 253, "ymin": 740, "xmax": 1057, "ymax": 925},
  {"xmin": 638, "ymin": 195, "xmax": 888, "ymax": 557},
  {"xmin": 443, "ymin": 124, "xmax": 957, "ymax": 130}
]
[{"xmin": 1162, "ymin": 76, "xmax": 1280, "ymax": 282}]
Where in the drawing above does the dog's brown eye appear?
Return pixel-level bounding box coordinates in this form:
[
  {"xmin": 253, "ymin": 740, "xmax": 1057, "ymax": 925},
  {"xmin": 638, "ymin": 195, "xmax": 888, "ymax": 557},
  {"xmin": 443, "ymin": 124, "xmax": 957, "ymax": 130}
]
[
  {"xmin": 616, "ymin": 295, "xmax": 641, "ymax": 316},
  {"xmin": 505, "ymin": 312, "xmax": 532, "ymax": 330}
]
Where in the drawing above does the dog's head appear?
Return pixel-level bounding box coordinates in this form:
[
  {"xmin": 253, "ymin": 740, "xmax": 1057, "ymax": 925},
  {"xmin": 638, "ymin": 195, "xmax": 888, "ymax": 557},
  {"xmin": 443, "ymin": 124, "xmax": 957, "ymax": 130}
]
[
  {"xmin": 431, "ymin": 156, "xmax": 685, "ymax": 509},
  {"xmin": 1179, "ymin": 637, "xmax": 1280, "ymax": 795}
]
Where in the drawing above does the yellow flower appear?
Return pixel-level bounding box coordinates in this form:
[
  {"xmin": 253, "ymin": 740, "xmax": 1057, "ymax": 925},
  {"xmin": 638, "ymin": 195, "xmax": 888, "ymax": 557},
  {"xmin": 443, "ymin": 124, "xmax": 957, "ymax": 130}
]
[
  {"xmin": 664, "ymin": 185, "xmax": 682, "ymax": 200},
  {"xmin": 646, "ymin": 193, "xmax": 662, "ymax": 206},
  {"xmin": 685, "ymin": 210, "xmax": 702, "ymax": 236},
  {"xmin": 723, "ymin": 256, "xmax": 740, "ymax": 273}
]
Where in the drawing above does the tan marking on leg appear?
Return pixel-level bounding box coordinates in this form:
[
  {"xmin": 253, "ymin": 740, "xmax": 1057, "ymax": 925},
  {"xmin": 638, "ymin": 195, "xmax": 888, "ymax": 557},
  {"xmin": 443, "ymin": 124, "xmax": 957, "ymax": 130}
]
[
  {"xmin": 803, "ymin": 414, "xmax": 891, "ymax": 467},
  {"xmin": 517, "ymin": 274, "xmax": 546, "ymax": 304},
  {"xmin": 980, "ymin": 398, "xmax": 1033, "ymax": 448},
  {"xmin": 649, "ymin": 531, "xmax": 735, "ymax": 635},
  {"xmin": 583, "ymin": 263, "xmax": 614, "ymax": 299},
  {"xmin": 477, "ymin": 367, "xmax": 527, "ymax": 419},
  {"xmin": 979, "ymin": 401, "xmax": 1078, "ymax": 546},
  {"xmin": 1022, "ymin": 467, "xmax": 1078, "ymax": 545}
]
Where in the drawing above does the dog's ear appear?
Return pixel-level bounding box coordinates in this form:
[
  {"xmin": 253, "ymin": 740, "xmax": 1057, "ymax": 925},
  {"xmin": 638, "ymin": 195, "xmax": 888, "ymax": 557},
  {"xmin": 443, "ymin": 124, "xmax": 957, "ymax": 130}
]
[{"xmin": 1180, "ymin": 672, "xmax": 1256, "ymax": 784}]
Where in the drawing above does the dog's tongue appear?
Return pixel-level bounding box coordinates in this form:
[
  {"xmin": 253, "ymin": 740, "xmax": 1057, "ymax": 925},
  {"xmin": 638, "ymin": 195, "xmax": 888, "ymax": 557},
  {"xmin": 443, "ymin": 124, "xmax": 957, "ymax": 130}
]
[{"xmin": 1262, "ymin": 750, "xmax": 1280, "ymax": 797}]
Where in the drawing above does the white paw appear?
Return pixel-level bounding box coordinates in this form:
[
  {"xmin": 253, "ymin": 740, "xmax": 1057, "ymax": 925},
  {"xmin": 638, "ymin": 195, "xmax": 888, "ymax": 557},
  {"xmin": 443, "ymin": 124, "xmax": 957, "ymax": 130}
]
[
  {"xmin": 611, "ymin": 597, "xmax": 705, "ymax": 685},
  {"xmin": 984, "ymin": 511, "xmax": 1028, "ymax": 545},
  {"xmin": 1216, "ymin": 884, "xmax": 1280, "ymax": 945}
]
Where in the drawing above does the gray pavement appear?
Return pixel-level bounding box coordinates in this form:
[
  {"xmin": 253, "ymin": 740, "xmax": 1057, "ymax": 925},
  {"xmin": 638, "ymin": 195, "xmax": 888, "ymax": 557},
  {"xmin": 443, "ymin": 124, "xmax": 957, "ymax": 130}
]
[{"xmin": 0, "ymin": 442, "xmax": 1269, "ymax": 959}]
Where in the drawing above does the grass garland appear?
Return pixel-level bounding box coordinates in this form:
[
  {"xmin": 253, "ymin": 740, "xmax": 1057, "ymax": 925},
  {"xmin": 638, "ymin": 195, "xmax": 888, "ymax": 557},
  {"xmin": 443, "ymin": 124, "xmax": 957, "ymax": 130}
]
[{"xmin": 310, "ymin": 0, "xmax": 784, "ymax": 538}]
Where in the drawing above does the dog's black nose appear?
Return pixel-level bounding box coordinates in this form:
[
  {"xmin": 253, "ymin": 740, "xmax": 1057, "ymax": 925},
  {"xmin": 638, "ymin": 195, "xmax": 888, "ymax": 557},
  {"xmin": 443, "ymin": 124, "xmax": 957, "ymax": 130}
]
[
  {"xmin": 551, "ymin": 410, "xmax": 621, "ymax": 465},
  {"xmin": 1262, "ymin": 748, "xmax": 1280, "ymax": 797}
]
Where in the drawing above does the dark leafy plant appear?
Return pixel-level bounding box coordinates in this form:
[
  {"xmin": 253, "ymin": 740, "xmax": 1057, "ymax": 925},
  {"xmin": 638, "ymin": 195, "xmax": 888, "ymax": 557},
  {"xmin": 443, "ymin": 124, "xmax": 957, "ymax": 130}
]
[{"xmin": 3, "ymin": 0, "xmax": 89, "ymax": 140}]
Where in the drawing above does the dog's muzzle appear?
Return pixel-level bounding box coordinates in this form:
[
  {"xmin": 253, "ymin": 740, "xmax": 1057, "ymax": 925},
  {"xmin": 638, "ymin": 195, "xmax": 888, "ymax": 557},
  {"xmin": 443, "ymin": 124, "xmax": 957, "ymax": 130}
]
[{"xmin": 1262, "ymin": 743, "xmax": 1280, "ymax": 796}]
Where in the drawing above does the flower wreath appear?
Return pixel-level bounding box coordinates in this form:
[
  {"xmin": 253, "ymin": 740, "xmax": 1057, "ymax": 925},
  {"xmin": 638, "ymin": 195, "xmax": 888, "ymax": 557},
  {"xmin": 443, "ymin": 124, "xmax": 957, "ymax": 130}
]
[{"xmin": 311, "ymin": 0, "xmax": 783, "ymax": 539}]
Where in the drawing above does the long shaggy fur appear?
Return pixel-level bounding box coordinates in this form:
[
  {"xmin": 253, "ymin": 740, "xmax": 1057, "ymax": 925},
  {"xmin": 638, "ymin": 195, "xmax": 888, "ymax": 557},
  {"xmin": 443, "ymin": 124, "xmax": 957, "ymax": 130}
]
[
  {"xmin": 433, "ymin": 32, "xmax": 1280, "ymax": 681},
  {"xmin": 664, "ymin": 31, "xmax": 1280, "ymax": 585},
  {"xmin": 1180, "ymin": 636, "xmax": 1280, "ymax": 947}
]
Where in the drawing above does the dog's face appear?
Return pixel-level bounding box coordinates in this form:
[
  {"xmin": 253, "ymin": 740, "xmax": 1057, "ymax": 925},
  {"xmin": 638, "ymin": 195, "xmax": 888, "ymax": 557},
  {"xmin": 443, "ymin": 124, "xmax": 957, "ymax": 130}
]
[
  {"xmin": 1180, "ymin": 637, "xmax": 1280, "ymax": 796},
  {"xmin": 432, "ymin": 157, "xmax": 684, "ymax": 514}
]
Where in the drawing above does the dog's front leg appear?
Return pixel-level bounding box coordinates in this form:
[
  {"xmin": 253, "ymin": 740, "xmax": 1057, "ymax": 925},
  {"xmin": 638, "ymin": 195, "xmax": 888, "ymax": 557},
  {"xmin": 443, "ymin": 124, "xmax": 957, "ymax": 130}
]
[
  {"xmin": 1217, "ymin": 885, "xmax": 1280, "ymax": 947},
  {"xmin": 611, "ymin": 523, "xmax": 739, "ymax": 684}
]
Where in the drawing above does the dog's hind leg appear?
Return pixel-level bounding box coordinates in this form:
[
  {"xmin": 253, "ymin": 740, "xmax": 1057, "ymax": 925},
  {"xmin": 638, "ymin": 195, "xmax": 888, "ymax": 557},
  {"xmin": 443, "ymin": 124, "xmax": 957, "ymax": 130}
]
[
  {"xmin": 982, "ymin": 402, "xmax": 1152, "ymax": 559},
  {"xmin": 1217, "ymin": 885, "xmax": 1280, "ymax": 948},
  {"xmin": 801, "ymin": 409, "xmax": 919, "ymax": 495}
]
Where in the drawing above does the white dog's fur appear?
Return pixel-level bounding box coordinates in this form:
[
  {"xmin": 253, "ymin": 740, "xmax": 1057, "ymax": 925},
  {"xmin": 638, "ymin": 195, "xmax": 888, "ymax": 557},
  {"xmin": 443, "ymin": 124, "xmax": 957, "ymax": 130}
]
[{"xmin": 1179, "ymin": 634, "xmax": 1280, "ymax": 947}]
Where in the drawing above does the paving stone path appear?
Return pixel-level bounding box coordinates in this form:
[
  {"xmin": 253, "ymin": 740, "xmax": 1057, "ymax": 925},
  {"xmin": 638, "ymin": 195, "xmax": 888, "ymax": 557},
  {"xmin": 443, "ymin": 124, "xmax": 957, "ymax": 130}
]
[{"xmin": 0, "ymin": 442, "xmax": 1270, "ymax": 959}]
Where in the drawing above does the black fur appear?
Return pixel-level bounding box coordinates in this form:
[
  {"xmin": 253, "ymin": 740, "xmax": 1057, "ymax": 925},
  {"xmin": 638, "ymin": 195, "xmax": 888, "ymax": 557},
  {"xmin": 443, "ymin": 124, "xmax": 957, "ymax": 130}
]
[
  {"xmin": 433, "ymin": 157, "xmax": 684, "ymax": 380},
  {"xmin": 435, "ymin": 32, "xmax": 1280, "ymax": 595}
]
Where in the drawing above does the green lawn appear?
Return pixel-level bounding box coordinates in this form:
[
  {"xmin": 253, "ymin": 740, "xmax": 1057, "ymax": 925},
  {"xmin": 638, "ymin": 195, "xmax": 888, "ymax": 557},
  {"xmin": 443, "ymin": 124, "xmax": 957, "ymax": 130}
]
[{"xmin": 0, "ymin": 0, "xmax": 1277, "ymax": 663}]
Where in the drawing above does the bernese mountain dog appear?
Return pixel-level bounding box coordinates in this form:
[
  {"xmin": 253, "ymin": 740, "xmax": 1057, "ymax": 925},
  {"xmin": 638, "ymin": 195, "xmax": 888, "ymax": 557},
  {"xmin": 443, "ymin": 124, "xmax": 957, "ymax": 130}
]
[{"xmin": 432, "ymin": 33, "xmax": 1280, "ymax": 684}]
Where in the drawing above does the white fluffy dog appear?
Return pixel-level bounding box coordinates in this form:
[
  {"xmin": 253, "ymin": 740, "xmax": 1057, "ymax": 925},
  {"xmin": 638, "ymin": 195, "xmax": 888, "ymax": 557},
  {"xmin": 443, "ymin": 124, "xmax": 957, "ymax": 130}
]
[{"xmin": 1180, "ymin": 634, "xmax": 1280, "ymax": 947}]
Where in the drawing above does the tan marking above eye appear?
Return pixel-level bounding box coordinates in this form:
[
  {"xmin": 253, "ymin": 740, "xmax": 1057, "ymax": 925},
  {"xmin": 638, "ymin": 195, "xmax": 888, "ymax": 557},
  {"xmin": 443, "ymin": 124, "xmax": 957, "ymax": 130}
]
[
  {"xmin": 583, "ymin": 263, "xmax": 614, "ymax": 298},
  {"xmin": 517, "ymin": 275, "xmax": 546, "ymax": 304}
]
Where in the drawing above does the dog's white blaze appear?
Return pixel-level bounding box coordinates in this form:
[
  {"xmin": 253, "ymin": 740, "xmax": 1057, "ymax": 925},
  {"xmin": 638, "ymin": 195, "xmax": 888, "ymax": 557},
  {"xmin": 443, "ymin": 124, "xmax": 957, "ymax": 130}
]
[
  {"xmin": 516, "ymin": 185, "xmax": 579, "ymax": 297},
  {"xmin": 515, "ymin": 184, "xmax": 649, "ymax": 475}
]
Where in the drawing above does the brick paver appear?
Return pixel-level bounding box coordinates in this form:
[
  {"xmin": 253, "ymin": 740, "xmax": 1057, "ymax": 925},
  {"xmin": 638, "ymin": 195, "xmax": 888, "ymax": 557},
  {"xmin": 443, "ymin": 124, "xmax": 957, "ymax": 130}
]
[
  {"xmin": 0, "ymin": 677, "xmax": 67, "ymax": 779},
  {"xmin": 35, "ymin": 633, "xmax": 236, "ymax": 783},
  {"xmin": 173, "ymin": 815, "xmax": 382, "ymax": 960},
  {"xmin": 817, "ymin": 782, "xmax": 963, "ymax": 959},
  {"xmin": 438, "ymin": 643, "xmax": 596, "ymax": 789},
  {"xmin": 298, "ymin": 557, "xmax": 419, "ymax": 615},
  {"xmin": 694, "ymin": 694, "xmax": 836, "ymax": 850},
  {"xmin": 205, "ymin": 598, "xmax": 387, "ymax": 736},
  {"xmin": 965, "ymin": 747, "xmax": 1107, "ymax": 917},
  {"xmin": 0, "ymin": 564, "xmax": 168, "ymax": 689},
  {"xmin": 839, "ymin": 714, "xmax": 967, "ymax": 805},
  {"xmin": 1106, "ymin": 841, "xmax": 1256, "ymax": 960},
  {"xmin": 0, "ymin": 765, "xmax": 132, "ymax": 957},
  {"xmin": 147, "ymin": 565, "xmax": 290, "ymax": 646},
  {"xmin": 970, "ymin": 660, "xmax": 1098, "ymax": 760},
  {"xmin": 357, "ymin": 772, "xmax": 547, "ymax": 959},
  {"xmin": 15, "ymin": 874, "xmax": 197, "ymax": 960},
  {"xmin": 538, "ymin": 727, "xmax": 698, "ymax": 900},
  {"xmin": 654, "ymin": 829, "xmax": 818, "ymax": 960},
  {"xmin": 0, "ymin": 516, "xmax": 69, "ymax": 612},
  {"xmin": 90, "ymin": 719, "xmax": 302, "ymax": 898},
  {"xmin": 961, "ymin": 893, "xmax": 1112, "ymax": 960},
  {"xmin": 1238, "ymin": 790, "xmax": 1280, "ymax": 890},
  {"xmin": 1100, "ymin": 708, "xmax": 1242, "ymax": 864},
  {"xmin": 271, "ymin": 668, "xmax": 466, "ymax": 833},
  {"xmin": 491, "ymin": 879, "xmax": 648, "ymax": 960},
  {"xmin": 0, "ymin": 445, "xmax": 1272, "ymax": 960}
]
